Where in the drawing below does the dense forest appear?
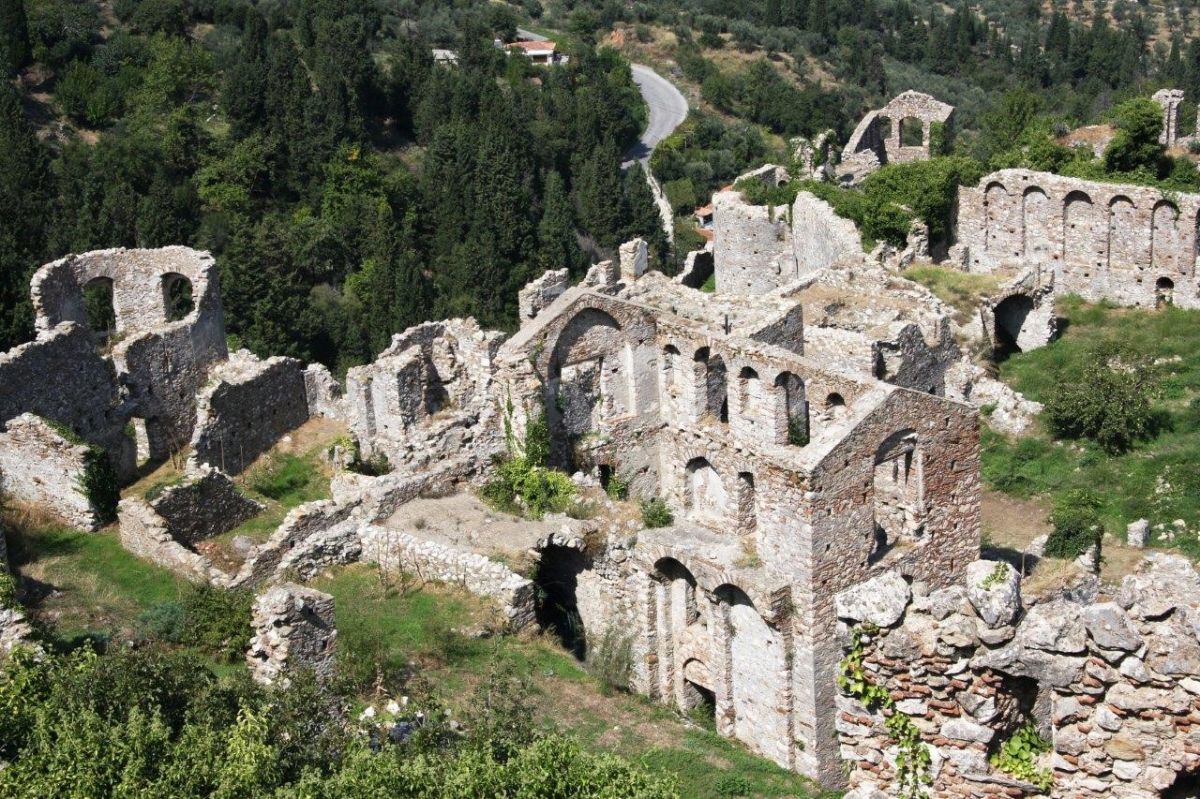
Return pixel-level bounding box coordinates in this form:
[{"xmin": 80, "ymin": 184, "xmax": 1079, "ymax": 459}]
[
  {"xmin": 7, "ymin": 0, "xmax": 1200, "ymax": 367},
  {"xmin": 0, "ymin": 0, "xmax": 666, "ymax": 372}
]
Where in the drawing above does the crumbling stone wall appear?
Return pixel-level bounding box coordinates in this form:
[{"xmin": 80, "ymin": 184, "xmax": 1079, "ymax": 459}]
[
  {"xmin": 957, "ymin": 169, "xmax": 1200, "ymax": 309},
  {"xmin": 189, "ymin": 350, "xmax": 311, "ymax": 475},
  {"xmin": 148, "ymin": 467, "xmax": 263, "ymax": 545},
  {"xmin": 840, "ymin": 91, "xmax": 955, "ymax": 179},
  {"xmin": 838, "ymin": 554, "xmax": 1200, "ymax": 799},
  {"xmin": 0, "ymin": 414, "xmax": 105, "ymax": 530},
  {"xmin": 1155, "ymin": 88, "xmax": 1186, "ymax": 146},
  {"xmin": 518, "ymin": 268, "xmax": 569, "ymax": 320},
  {"xmin": 30, "ymin": 247, "xmax": 228, "ymax": 461},
  {"xmin": 117, "ymin": 496, "xmax": 230, "ymax": 584},
  {"xmin": 791, "ymin": 192, "xmax": 865, "ymax": 275},
  {"xmin": 232, "ymin": 499, "xmax": 361, "ymax": 587},
  {"xmin": 247, "ymin": 583, "xmax": 337, "ymax": 686},
  {"xmin": 978, "ymin": 269, "xmax": 1058, "ymax": 355},
  {"xmin": 360, "ymin": 523, "xmax": 536, "ymax": 629},
  {"xmin": 0, "ymin": 324, "xmax": 135, "ymax": 481},
  {"xmin": 345, "ymin": 319, "xmax": 505, "ymax": 470}
]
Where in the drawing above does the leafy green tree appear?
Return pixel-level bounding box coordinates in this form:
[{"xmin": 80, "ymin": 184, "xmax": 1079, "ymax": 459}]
[
  {"xmin": 537, "ymin": 170, "xmax": 584, "ymax": 275},
  {"xmin": 1103, "ymin": 97, "xmax": 1164, "ymax": 175},
  {"xmin": 1043, "ymin": 344, "xmax": 1159, "ymax": 454}
]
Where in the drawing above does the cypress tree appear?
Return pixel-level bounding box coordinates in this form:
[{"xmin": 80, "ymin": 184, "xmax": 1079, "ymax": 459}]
[
  {"xmin": 0, "ymin": 81, "xmax": 48, "ymax": 349},
  {"xmin": 538, "ymin": 170, "xmax": 583, "ymax": 275},
  {"xmin": 0, "ymin": 0, "xmax": 30, "ymax": 75}
]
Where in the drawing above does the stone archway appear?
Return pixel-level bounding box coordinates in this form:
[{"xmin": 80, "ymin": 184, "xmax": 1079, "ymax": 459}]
[{"xmin": 992, "ymin": 294, "xmax": 1034, "ymax": 359}]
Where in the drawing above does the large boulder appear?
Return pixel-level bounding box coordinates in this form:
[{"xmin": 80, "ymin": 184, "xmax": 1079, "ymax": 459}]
[
  {"xmin": 965, "ymin": 560, "xmax": 1021, "ymax": 628},
  {"xmin": 836, "ymin": 570, "xmax": 911, "ymax": 628}
]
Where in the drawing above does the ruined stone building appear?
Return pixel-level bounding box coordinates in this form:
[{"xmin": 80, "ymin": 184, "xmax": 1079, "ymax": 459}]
[
  {"xmin": 956, "ymin": 168, "xmax": 1200, "ymax": 310},
  {"xmin": 838, "ymin": 90, "xmax": 955, "ymax": 183}
]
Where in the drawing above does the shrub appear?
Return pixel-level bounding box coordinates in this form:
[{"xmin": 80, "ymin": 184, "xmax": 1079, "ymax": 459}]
[
  {"xmin": 482, "ymin": 458, "xmax": 576, "ymax": 520},
  {"xmin": 640, "ymin": 498, "xmax": 673, "ymax": 528},
  {"xmin": 138, "ymin": 585, "xmax": 253, "ymax": 661},
  {"xmin": 588, "ymin": 626, "xmax": 633, "ymax": 694},
  {"xmin": 604, "ymin": 470, "xmax": 630, "ymax": 501},
  {"xmin": 0, "ymin": 569, "xmax": 17, "ymax": 609},
  {"xmin": 1043, "ymin": 345, "xmax": 1158, "ymax": 454},
  {"xmin": 1046, "ymin": 489, "xmax": 1103, "ymax": 560}
]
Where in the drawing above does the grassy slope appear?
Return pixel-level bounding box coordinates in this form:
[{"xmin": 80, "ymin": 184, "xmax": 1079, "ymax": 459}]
[
  {"xmin": 3, "ymin": 508, "xmax": 190, "ymax": 641},
  {"xmin": 983, "ymin": 295, "xmax": 1200, "ymax": 555},
  {"xmin": 317, "ymin": 565, "xmax": 830, "ymax": 799}
]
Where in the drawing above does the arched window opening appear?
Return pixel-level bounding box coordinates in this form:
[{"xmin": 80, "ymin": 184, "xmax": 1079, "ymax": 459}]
[
  {"xmin": 992, "ymin": 295, "xmax": 1034, "ymax": 362},
  {"xmin": 685, "ymin": 457, "xmax": 727, "ymax": 525},
  {"xmin": 663, "ymin": 344, "xmax": 681, "ymax": 389},
  {"xmin": 701, "ymin": 353, "xmax": 727, "ymax": 425},
  {"xmin": 82, "ymin": 276, "xmax": 116, "ymax": 342},
  {"xmin": 775, "ymin": 372, "xmax": 808, "ymax": 446},
  {"xmin": 162, "ymin": 273, "xmax": 194, "ymax": 322},
  {"xmin": 899, "ymin": 116, "xmax": 924, "ymax": 147},
  {"xmin": 735, "ymin": 472, "xmax": 756, "ymax": 540},
  {"xmin": 870, "ymin": 430, "xmax": 925, "ymax": 565},
  {"xmin": 737, "ymin": 366, "xmax": 759, "ymax": 413}
]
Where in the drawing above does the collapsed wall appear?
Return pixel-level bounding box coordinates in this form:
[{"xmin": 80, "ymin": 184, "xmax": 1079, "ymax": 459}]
[
  {"xmin": 345, "ymin": 319, "xmax": 505, "ymax": 470},
  {"xmin": 189, "ymin": 350, "xmax": 312, "ymax": 475},
  {"xmin": 838, "ymin": 555, "xmax": 1200, "ymax": 799},
  {"xmin": 247, "ymin": 583, "xmax": 337, "ymax": 687}
]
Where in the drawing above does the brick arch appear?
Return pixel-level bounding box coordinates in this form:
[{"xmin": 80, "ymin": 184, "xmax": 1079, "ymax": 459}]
[
  {"xmin": 984, "ymin": 181, "xmax": 1013, "ymax": 255},
  {"xmin": 1107, "ymin": 195, "xmax": 1140, "ymax": 275}
]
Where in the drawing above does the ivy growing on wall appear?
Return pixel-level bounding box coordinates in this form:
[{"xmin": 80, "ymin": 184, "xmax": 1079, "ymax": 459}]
[
  {"xmin": 44, "ymin": 418, "xmax": 119, "ymax": 525},
  {"xmin": 838, "ymin": 625, "xmax": 933, "ymax": 799}
]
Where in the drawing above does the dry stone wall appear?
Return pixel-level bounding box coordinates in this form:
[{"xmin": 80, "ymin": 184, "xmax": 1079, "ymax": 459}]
[
  {"xmin": 189, "ymin": 350, "xmax": 311, "ymax": 475},
  {"xmin": 247, "ymin": 583, "xmax": 337, "ymax": 687},
  {"xmin": 791, "ymin": 192, "xmax": 865, "ymax": 275},
  {"xmin": 838, "ymin": 554, "xmax": 1200, "ymax": 799},
  {"xmin": 0, "ymin": 414, "xmax": 102, "ymax": 530},
  {"xmin": 958, "ymin": 169, "xmax": 1200, "ymax": 309},
  {"xmin": 360, "ymin": 523, "xmax": 536, "ymax": 629}
]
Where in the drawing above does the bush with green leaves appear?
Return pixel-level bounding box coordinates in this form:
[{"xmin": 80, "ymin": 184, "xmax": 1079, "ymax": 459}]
[
  {"xmin": 1042, "ymin": 345, "xmax": 1159, "ymax": 454},
  {"xmin": 640, "ymin": 498, "xmax": 674, "ymax": 529},
  {"xmin": 481, "ymin": 457, "xmax": 577, "ymax": 520},
  {"xmin": 0, "ymin": 647, "xmax": 678, "ymax": 797},
  {"xmin": 990, "ymin": 723, "xmax": 1052, "ymax": 791},
  {"xmin": 1046, "ymin": 489, "xmax": 1103, "ymax": 560},
  {"xmin": 137, "ymin": 584, "xmax": 254, "ymax": 661}
]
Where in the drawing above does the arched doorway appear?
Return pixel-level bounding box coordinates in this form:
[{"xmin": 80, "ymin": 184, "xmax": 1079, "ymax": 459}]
[
  {"xmin": 992, "ymin": 294, "xmax": 1034, "ymax": 361},
  {"xmin": 534, "ymin": 545, "xmax": 589, "ymax": 659},
  {"xmin": 1157, "ymin": 276, "xmax": 1176, "ymax": 308}
]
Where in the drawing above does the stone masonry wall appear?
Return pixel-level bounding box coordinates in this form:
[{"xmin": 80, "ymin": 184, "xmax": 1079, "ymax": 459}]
[
  {"xmin": 189, "ymin": 350, "xmax": 311, "ymax": 475},
  {"xmin": 148, "ymin": 467, "xmax": 262, "ymax": 546},
  {"xmin": 713, "ymin": 190, "xmax": 797, "ymax": 295},
  {"xmin": 360, "ymin": 523, "xmax": 536, "ymax": 629},
  {"xmin": 957, "ymin": 168, "xmax": 1200, "ymax": 309},
  {"xmin": 838, "ymin": 554, "xmax": 1200, "ymax": 799},
  {"xmin": 0, "ymin": 324, "xmax": 135, "ymax": 480},
  {"xmin": 519, "ymin": 268, "xmax": 569, "ymax": 320},
  {"xmin": 791, "ymin": 191, "xmax": 866, "ymax": 275},
  {"xmin": 0, "ymin": 414, "xmax": 100, "ymax": 530},
  {"xmin": 246, "ymin": 583, "xmax": 337, "ymax": 687}
]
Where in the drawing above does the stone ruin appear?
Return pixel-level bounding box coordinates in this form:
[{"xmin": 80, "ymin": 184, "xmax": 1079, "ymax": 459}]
[
  {"xmin": 838, "ymin": 554, "xmax": 1200, "ymax": 799},
  {"xmin": 2, "ymin": 136, "xmax": 1200, "ymax": 794},
  {"xmin": 956, "ymin": 168, "xmax": 1200, "ymax": 311},
  {"xmin": 1154, "ymin": 89, "xmax": 1187, "ymax": 147},
  {"xmin": 838, "ymin": 91, "xmax": 955, "ymax": 184},
  {"xmin": 247, "ymin": 583, "xmax": 337, "ymax": 687}
]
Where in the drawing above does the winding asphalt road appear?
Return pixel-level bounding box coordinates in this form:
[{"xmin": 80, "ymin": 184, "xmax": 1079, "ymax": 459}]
[
  {"xmin": 516, "ymin": 29, "xmax": 690, "ymax": 166},
  {"xmin": 517, "ymin": 29, "xmax": 689, "ymax": 239}
]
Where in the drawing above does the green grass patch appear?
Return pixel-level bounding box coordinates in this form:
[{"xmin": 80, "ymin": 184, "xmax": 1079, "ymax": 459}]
[
  {"xmin": 639, "ymin": 730, "xmax": 831, "ymax": 799},
  {"xmin": 905, "ymin": 264, "xmax": 1003, "ymax": 323},
  {"xmin": 213, "ymin": 449, "xmax": 332, "ymax": 550},
  {"xmin": 985, "ymin": 297, "xmax": 1200, "ymax": 555},
  {"xmin": 3, "ymin": 511, "xmax": 190, "ymax": 641}
]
